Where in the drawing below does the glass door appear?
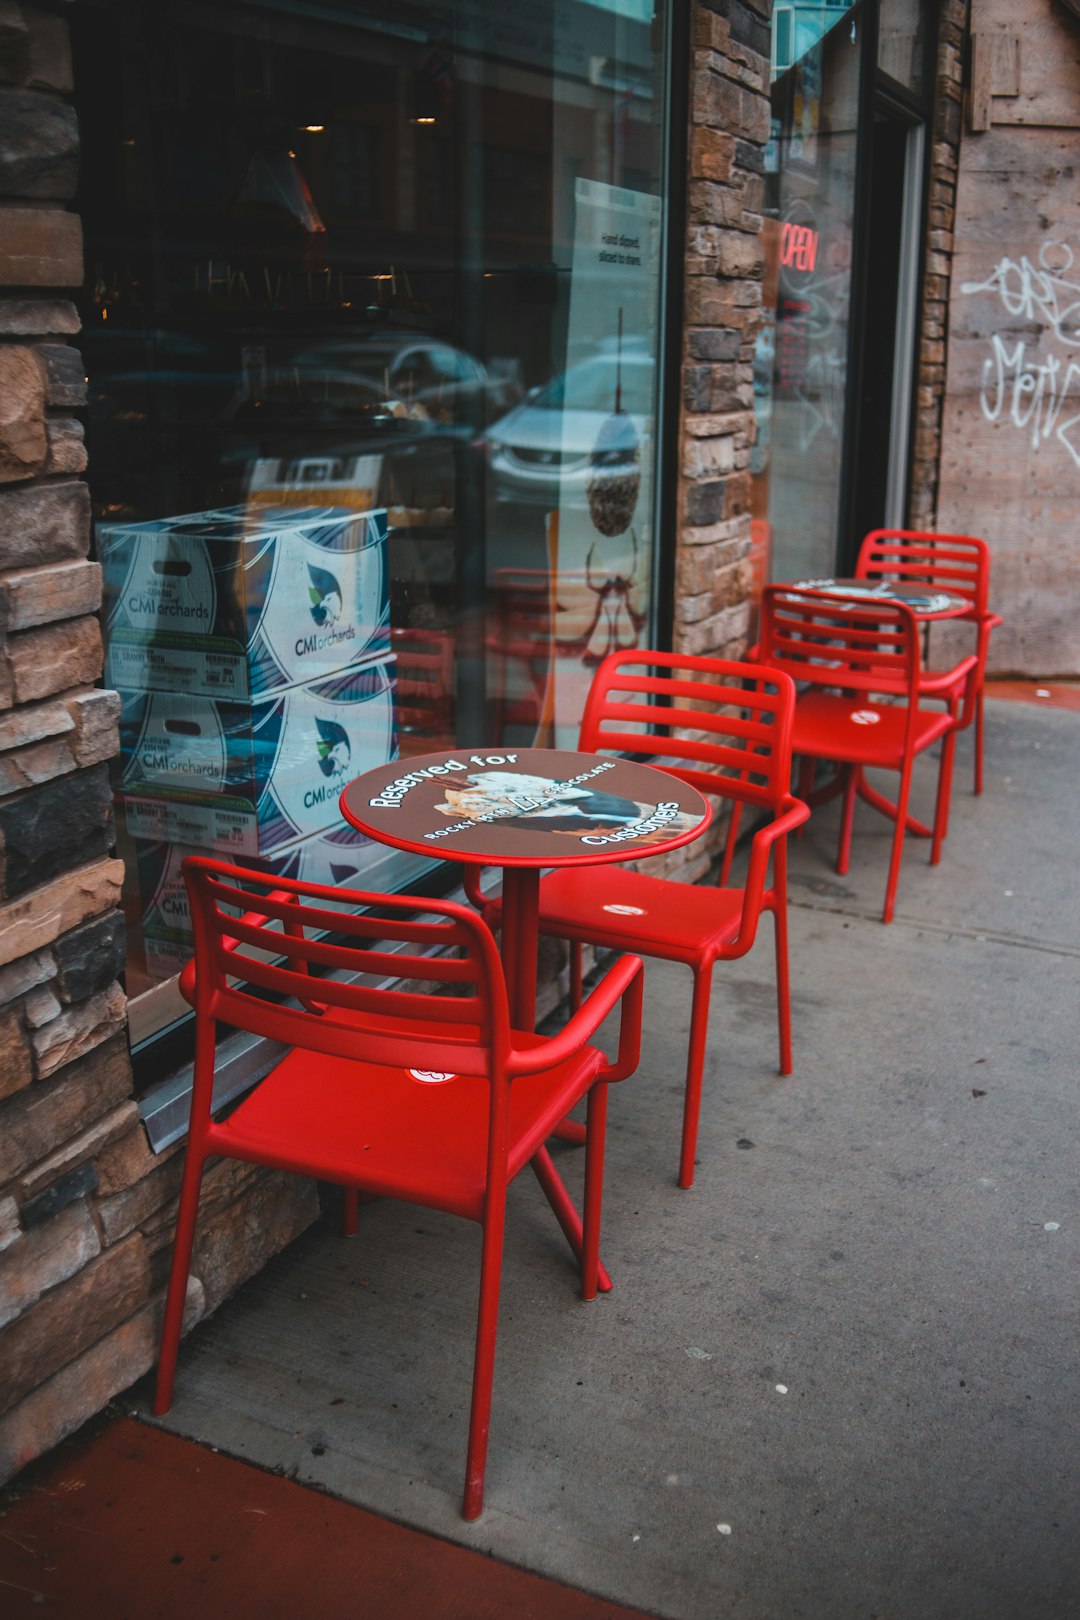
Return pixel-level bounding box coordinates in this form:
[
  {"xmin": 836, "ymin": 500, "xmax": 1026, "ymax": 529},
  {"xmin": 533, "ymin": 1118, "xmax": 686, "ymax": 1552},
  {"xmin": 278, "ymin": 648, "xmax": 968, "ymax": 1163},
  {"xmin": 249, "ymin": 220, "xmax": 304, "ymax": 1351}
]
[
  {"xmin": 752, "ymin": 0, "xmax": 935, "ymax": 589},
  {"xmin": 753, "ymin": 0, "xmax": 863, "ymax": 586}
]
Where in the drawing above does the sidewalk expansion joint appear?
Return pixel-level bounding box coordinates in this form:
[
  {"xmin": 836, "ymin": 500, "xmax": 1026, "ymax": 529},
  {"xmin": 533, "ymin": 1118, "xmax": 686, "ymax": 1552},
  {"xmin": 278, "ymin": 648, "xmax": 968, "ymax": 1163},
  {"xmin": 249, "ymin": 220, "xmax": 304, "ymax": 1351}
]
[{"xmin": 788, "ymin": 897, "xmax": 1080, "ymax": 959}]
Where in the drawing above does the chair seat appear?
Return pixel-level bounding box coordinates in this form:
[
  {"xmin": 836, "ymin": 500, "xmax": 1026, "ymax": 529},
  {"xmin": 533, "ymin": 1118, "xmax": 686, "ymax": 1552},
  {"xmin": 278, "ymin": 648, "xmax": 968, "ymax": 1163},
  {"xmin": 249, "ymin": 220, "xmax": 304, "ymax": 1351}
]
[
  {"xmin": 792, "ymin": 691, "xmax": 953, "ymax": 765},
  {"xmin": 211, "ymin": 1023, "xmax": 603, "ymax": 1221},
  {"xmin": 536, "ymin": 865, "xmax": 744, "ymax": 961}
]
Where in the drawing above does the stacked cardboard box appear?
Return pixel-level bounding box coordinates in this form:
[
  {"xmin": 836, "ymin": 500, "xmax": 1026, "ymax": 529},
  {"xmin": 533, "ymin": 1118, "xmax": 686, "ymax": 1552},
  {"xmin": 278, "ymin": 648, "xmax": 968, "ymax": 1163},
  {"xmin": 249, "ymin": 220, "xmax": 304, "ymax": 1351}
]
[{"xmin": 101, "ymin": 503, "xmax": 399, "ymax": 980}]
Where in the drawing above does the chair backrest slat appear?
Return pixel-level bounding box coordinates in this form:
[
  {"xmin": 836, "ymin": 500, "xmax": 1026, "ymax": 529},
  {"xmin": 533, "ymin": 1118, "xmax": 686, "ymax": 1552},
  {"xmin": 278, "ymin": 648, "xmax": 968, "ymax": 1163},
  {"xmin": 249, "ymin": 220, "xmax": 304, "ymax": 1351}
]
[
  {"xmin": 200, "ymin": 988, "xmax": 494, "ymax": 1078},
  {"xmin": 759, "ymin": 587, "xmax": 921, "ymax": 700},
  {"xmin": 211, "ymin": 948, "xmax": 483, "ymax": 1023},
  {"xmin": 578, "ymin": 652, "xmax": 795, "ymax": 810},
  {"xmin": 856, "ymin": 528, "xmax": 989, "ymax": 616},
  {"xmin": 210, "ymin": 908, "xmax": 478, "ymax": 986},
  {"xmin": 185, "ymin": 858, "xmax": 507, "ymax": 1069},
  {"xmin": 202, "ymin": 876, "xmax": 465, "ymax": 948}
]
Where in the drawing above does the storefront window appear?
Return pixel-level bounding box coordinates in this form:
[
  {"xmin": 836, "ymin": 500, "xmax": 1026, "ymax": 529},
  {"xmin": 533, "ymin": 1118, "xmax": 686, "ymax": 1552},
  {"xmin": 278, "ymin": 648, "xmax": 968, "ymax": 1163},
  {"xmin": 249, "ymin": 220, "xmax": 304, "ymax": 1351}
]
[
  {"xmin": 73, "ymin": 0, "xmax": 671, "ymax": 1050},
  {"xmin": 878, "ymin": 0, "xmax": 926, "ymax": 95},
  {"xmin": 753, "ymin": 0, "xmax": 861, "ymax": 585}
]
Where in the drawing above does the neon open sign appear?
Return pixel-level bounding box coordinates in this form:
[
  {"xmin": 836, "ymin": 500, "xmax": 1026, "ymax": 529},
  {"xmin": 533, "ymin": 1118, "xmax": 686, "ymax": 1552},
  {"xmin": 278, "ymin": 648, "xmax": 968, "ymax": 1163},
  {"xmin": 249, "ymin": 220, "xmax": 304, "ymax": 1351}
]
[{"xmin": 780, "ymin": 221, "xmax": 819, "ymax": 274}]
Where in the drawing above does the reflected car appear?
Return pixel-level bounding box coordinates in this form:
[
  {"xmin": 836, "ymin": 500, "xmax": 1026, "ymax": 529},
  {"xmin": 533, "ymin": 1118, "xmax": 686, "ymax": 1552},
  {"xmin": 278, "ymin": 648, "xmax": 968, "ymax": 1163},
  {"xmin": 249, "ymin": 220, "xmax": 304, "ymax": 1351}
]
[
  {"xmin": 224, "ymin": 364, "xmax": 429, "ymax": 429},
  {"xmin": 209, "ymin": 361, "xmax": 473, "ymax": 525},
  {"xmin": 484, "ymin": 352, "xmax": 655, "ymax": 508},
  {"xmin": 289, "ymin": 333, "xmax": 519, "ymax": 429}
]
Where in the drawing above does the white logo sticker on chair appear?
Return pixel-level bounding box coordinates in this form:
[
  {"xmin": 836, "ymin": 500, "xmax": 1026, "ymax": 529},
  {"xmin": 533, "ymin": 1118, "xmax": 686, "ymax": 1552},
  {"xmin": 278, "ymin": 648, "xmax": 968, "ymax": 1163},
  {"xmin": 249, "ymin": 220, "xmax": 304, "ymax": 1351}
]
[
  {"xmin": 408, "ymin": 1069, "xmax": 457, "ymax": 1084},
  {"xmin": 603, "ymin": 903, "xmax": 646, "ymax": 915},
  {"xmin": 850, "ymin": 710, "xmax": 881, "ymax": 725}
]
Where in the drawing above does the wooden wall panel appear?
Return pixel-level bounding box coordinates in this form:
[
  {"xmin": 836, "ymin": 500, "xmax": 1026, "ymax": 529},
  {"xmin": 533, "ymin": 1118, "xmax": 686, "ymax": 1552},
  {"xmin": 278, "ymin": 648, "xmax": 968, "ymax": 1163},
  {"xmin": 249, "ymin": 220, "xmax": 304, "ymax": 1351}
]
[
  {"xmin": 972, "ymin": 3, "xmax": 1080, "ymax": 128},
  {"xmin": 937, "ymin": 125, "xmax": 1080, "ymax": 673}
]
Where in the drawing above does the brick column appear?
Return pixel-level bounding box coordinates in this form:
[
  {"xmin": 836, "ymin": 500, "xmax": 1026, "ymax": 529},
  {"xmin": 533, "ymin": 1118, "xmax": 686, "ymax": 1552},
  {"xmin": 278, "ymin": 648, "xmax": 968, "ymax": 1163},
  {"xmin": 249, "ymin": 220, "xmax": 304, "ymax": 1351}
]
[
  {"xmin": 0, "ymin": 0, "xmax": 148, "ymax": 1472},
  {"xmin": 660, "ymin": 0, "xmax": 771, "ymax": 881},
  {"xmin": 908, "ymin": 0, "xmax": 965, "ymax": 526},
  {"xmin": 0, "ymin": 4, "xmax": 317, "ymax": 1480},
  {"xmin": 677, "ymin": 0, "xmax": 769, "ymax": 662}
]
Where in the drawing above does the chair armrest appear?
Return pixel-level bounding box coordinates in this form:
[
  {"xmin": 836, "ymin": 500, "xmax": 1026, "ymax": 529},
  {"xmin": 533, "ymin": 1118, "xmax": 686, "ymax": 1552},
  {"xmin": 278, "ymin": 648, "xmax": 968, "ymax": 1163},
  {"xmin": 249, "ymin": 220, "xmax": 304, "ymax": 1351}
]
[
  {"xmin": 508, "ymin": 953, "xmax": 644, "ymax": 1081},
  {"xmin": 754, "ymin": 794, "xmax": 811, "ymax": 845},
  {"xmin": 743, "ymin": 793, "xmax": 810, "ymax": 889},
  {"xmin": 729, "ymin": 795, "xmax": 810, "ymax": 955},
  {"xmin": 920, "ymin": 653, "xmax": 977, "ymax": 696}
]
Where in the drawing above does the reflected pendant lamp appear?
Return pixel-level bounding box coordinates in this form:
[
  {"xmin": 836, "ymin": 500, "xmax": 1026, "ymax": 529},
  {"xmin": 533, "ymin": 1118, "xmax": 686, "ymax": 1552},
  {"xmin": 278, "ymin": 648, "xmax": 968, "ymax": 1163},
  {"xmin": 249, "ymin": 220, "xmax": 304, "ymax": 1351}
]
[{"xmin": 587, "ymin": 307, "xmax": 640, "ymax": 539}]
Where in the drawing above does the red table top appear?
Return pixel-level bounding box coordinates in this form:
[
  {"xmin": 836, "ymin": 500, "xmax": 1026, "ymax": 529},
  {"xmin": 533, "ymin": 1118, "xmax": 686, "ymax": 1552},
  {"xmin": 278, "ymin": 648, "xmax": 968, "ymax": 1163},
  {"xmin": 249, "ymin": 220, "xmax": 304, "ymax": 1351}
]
[{"xmin": 340, "ymin": 746, "xmax": 712, "ymax": 868}]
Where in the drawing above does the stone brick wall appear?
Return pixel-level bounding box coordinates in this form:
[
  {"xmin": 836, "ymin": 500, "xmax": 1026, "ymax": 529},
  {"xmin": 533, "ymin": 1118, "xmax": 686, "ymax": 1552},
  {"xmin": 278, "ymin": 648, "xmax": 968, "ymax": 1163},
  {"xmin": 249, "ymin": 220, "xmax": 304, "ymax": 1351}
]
[
  {"xmin": 664, "ymin": 0, "xmax": 771, "ymax": 880},
  {"xmin": 0, "ymin": 2, "xmax": 317, "ymax": 1482},
  {"xmin": 908, "ymin": 0, "xmax": 966, "ymax": 527}
]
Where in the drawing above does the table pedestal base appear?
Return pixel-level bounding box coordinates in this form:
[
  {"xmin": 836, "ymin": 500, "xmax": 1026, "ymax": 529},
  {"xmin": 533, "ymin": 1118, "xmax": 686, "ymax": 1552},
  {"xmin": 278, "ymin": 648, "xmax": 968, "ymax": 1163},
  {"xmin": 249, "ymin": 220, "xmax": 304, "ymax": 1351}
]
[{"xmin": 801, "ymin": 762, "xmax": 934, "ymax": 840}]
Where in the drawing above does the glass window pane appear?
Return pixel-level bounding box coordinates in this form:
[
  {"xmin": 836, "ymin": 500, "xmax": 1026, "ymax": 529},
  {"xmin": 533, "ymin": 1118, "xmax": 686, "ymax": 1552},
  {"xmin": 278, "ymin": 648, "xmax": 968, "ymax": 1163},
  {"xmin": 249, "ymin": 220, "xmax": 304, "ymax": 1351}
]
[
  {"xmin": 878, "ymin": 0, "xmax": 926, "ymax": 96},
  {"xmin": 771, "ymin": 0, "xmax": 857, "ymax": 83},
  {"xmin": 754, "ymin": 3, "xmax": 862, "ymax": 586},
  {"xmin": 72, "ymin": 0, "xmax": 670, "ymax": 1047}
]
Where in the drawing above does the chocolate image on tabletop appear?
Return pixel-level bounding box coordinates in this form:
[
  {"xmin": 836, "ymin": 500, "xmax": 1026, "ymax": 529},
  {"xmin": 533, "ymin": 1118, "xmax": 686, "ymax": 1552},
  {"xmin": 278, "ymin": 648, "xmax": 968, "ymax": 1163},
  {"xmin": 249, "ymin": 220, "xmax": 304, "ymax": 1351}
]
[
  {"xmin": 342, "ymin": 746, "xmax": 710, "ymax": 867},
  {"xmin": 431, "ymin": 769, "xmax": 693, "ymax": 838}
]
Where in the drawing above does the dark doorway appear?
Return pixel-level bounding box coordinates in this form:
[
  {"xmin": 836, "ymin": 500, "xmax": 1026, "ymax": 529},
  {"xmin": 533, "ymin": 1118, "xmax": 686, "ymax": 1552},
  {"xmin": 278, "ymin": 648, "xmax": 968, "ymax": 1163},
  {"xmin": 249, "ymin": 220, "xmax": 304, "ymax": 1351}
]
[{"xmin": 845, "ymin": 110, "xmax": 915, "ymax": 565}]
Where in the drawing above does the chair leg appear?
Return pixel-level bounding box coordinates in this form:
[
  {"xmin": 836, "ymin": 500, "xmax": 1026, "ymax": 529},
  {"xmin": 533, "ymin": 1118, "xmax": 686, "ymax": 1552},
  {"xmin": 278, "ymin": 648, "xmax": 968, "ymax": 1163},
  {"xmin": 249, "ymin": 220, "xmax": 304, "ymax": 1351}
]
[
  {"xmin": 772, "ymin": 840, "xmax": 792, "ymax": 1077},
  {"xmin": 882, "ymin": 763, "xmax": 913, "ymax": 924},
  {"xmin": 796, "ymin": 758, "xmax": 815, "ymax": 837},
  {"xmin": 153, "ymin": 1147, "xmax": 207, "ymax": 1416},
  {"xmin": 930, "ymin": 724, "xmax": 959, "ymax": 866},
  {"xmin": 836, "ymin": 766, "xmax": 857, "ymax": 876},
  {"xmin": 552, "ymin": 942, "xmax": 588, "ymax": 1146},
  {"xmin": 719, "ymin": 801, "xmax": 742, "ymax": 885},
  {"xmin": 530, "ymin": 1148, "xmax": 612, "ymax": 1291},
  {"xmin": 569, "ymin": 940, "xmax": 583, "ymax": 1013},
  {"xmin": 678, "ymin": 962, "xmax": 715, "ymax": 1191},
  {"xmin": 581, "ymin": 1082, "xmax": 608, "ymax": 1302},
  {"xmin": 343, "ymin": 1187, "xmax": 360, "ymax": 1237},
  {"xmin": 974, "ymin": 686, "xmax": 985, "ymax": 795},
  {"xmin": 462, "ymin": 1189, "xmax": 508, "ymax": 1521}
]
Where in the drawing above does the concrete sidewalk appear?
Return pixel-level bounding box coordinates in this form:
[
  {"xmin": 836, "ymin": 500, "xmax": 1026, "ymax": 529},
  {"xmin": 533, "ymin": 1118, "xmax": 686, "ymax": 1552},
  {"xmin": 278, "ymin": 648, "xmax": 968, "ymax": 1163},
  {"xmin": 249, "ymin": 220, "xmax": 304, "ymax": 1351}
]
[{"xmin": 133, "ymin": 698, "xmax": 1080, "ymax": 1620}]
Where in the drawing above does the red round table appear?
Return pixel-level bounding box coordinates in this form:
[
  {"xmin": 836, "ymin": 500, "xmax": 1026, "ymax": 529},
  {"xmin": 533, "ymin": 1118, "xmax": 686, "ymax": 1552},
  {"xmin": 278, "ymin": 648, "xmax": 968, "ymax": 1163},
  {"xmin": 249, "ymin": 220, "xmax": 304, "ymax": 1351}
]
[
  {"xmin": 341, "ymin": 745, "xmax": 712, "ymax": 1032},
  {"xmin": 785, "ymin": 577, "xmax": 970, "ymax": 620},
  {"xmin": 341, "ymin": 746, "xmax": 710, "ymax": 1294}
]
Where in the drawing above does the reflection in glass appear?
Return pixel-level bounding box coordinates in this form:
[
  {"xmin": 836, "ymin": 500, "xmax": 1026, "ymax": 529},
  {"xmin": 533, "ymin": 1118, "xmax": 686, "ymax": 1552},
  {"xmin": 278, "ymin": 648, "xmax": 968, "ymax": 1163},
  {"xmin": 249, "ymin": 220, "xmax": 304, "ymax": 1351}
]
[
  {"xmin": 753, "ymin": 5, "xmax": 862, "ymax": 585},
  {"xmin": 771, "ymin": 0, "xmax": 857, "ymax": 80},
  {"xmin": 878, "ymin": 0, "xmax": 925, "ymax": 94},
  {"xmin": 72, "ymin": 0, "xmax": 669, "ymax": 1035}
]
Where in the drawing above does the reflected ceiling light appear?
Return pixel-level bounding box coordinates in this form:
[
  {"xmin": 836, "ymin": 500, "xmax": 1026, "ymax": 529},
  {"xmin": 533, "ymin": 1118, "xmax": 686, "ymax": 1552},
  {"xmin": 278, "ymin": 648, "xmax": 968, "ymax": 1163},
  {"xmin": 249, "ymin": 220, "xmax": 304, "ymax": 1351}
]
[
  {"xmin": 303, "ymin": 124, "xmax": 325, "ymax": 132},
  {"xmin": 411, "ymin": 115, "xmax": 437, "ymax": 125}
]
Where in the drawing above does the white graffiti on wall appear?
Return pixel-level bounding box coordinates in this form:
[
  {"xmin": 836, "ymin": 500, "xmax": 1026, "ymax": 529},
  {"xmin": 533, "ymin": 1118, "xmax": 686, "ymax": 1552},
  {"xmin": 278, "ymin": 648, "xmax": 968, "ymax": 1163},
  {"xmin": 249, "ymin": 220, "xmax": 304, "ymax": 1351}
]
[{"xmin": 960, "ymin": 241, "xmax": 1080, "ymax": 469}]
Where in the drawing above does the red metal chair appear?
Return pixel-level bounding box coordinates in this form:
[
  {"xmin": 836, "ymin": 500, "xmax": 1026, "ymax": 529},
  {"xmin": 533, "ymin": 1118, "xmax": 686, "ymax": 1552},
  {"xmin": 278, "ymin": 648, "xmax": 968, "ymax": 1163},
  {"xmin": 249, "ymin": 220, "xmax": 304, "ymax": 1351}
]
[
  {"xmin": 855, "ymin": 529, "xmax": 1003, "ymax": 794},
  {"xmin": 759, "ymin": 586, "xmax": 977, "ymax": 924},
  {"xmin": 485, "ymin": 567, "xmax": 559, "ymax": 744},
  {"xmin": 153, "ymin": 858, "xmax": 643, "ymax": 1521},
  {"xmin": 466, "ymin": 653, "xmax": 808, "ymax": 1190},
  {"xmin": 389, "ymin": 624, "xmax": 456, "ymax": 755}
]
